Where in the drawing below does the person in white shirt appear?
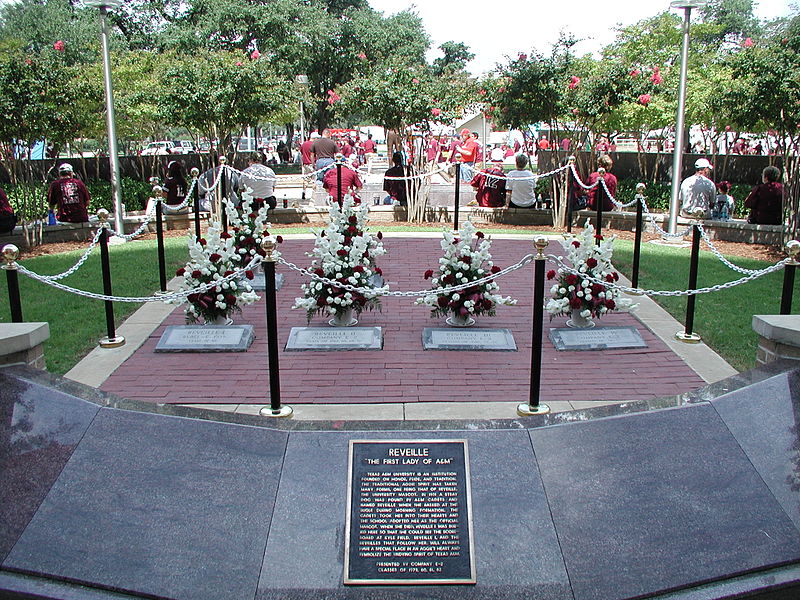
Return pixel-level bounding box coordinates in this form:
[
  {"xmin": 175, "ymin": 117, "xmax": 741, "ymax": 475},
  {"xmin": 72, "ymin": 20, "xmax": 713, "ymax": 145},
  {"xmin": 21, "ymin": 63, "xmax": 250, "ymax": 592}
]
[
  {"xmin": 505, "ymin": 154, "xmax": 537, "ymax": 208},
  {"xmin": 239, "ymin": 152, "xmax": 276, "ymax": 210},
  {"xmin": 680, "ymin": 158, "xmax": 716, "ymax": 218}
]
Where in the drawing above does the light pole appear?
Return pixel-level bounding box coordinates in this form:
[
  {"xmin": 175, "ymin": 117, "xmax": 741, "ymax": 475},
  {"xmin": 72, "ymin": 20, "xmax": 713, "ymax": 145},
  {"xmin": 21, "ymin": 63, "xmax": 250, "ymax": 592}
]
[
  {"xmin": 84, "ymin": 0, "xmax": 125, "ymax": 239},
  {"xmin": 666, "ymin": 0, "xmax": 707, "ymax": 236},
  {"xmin": 295, "ymin": 75, "xmax": 308, "ymax": 143}
]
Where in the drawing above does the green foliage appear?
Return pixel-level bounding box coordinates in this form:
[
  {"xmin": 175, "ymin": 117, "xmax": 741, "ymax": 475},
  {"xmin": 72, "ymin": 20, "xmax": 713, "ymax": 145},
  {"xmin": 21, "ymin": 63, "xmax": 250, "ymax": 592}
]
[{"xmin": 432, "ymin": 41, "xmax": 474, "ymax": 76}]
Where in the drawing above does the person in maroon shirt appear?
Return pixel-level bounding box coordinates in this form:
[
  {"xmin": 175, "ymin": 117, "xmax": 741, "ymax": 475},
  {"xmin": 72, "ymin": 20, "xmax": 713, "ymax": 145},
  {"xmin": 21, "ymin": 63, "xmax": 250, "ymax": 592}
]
[
  {"xmin": 586, "ymin": 154, "xmax": 618, "ymax": 212},
  {"xmin": 161, "ymin": 160, "xmax": 187, "ymax": 206},
  {"xmin": 323, "ymin": 154, "xmax": 363, "ymax": 204},
  {"xmin": 383, "ymin": 152, "xmax": 409, "ymax": 206},
  {"xmin": 47, "ymin": 163, "xmax": 90, "ymax": 223},
  {"xmin": 362, "ymin": 133, "xmax": 377, "ymax": 173},
  {"xmin": 0, "ymin": 186, "xmax": 17, "ymax": 234},
  {"xmin": 300, "ymin": 134, "xmax": 316, "ymax": 198},
  {"xmin": 745, "ymin": 166, "xmax": 784, "ymax": 224},
  {"xmin": 470, "ymin": 162, "xmax": 506, "ymax": 207}
]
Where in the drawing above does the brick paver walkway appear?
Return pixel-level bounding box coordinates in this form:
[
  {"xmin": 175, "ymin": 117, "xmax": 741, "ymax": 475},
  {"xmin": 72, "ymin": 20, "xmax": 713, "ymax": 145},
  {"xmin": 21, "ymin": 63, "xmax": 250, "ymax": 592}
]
[{"xmin": 100, "ymin": 236, "xmax": 706, "ymax": 405}]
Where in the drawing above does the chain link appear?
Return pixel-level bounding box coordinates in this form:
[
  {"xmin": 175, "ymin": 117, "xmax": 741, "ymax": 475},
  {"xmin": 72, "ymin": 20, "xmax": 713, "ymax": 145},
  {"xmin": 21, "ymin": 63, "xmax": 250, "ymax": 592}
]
[
  {"xmin": 35, "ymin": 227, "xmax": 104, "ymax": 281},
  {"xmin": 15, "ymin": 256, "xmax": 262, "ymax": 303},
  {"xmin": 697, "ymin": 225, "xmax": 764, "ymax": 275}
]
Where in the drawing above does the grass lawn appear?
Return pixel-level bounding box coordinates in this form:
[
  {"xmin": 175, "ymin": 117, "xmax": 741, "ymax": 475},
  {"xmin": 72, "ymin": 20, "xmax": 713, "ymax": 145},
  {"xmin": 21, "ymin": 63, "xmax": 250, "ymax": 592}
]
[
  {"xmin": 1, "ymin": 226, "xmax": 796, "ymax": 376},
  {"xmin": 611, "ymin": 239, "xmax": 799, "ymax": 373}
]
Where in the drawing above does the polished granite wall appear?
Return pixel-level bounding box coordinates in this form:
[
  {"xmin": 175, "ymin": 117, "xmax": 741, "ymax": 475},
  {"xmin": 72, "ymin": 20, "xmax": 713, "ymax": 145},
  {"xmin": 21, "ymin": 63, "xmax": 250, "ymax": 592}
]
[{"xmin": 1, "ymin": 363, "xmax": 799, "ymax": 600}]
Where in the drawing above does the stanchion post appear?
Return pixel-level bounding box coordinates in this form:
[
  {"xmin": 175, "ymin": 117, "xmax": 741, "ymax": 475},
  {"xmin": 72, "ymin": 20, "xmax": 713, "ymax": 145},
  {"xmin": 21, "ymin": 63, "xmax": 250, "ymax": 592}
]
[
  {"xmin": 2, "ymin": 244, "xmax": 23, "ymax": 322},
  {"xmin": 675, "ymin": 212, "xmax": 703, "ymax": 343},
  {"xmin": 780, "ymin": 240, "xmax": 800, "ymax": 314},
  {"xmin": 336, "ymin": 159, "xmax": 343, "ymax": 207},
  {"xmin": 191, "ymin": 167, "xmax": 201, "ymax": 240},
  {"xmin": 453, "ymin": 163, "xmax": 460, "ymax": 231},
  {"xmin": 631, "ymin": 183, "xmax": 646, "ymax": 290},
  {"xmin": 153, "ymin": 185, "xmax": 167, "ymax": 292},
  {"xmin": 97, "ymin": 209, "xmax": 125, "ymax": 348},
  {"xmin": 566, "ymin": 156, "xmax": 575, "ymax": 233},
  {"xmin": 259, "ymin": 237, "xmax": 292, "ymax": 418},
  {"xmin": 595, "ymin": 167, "xmax": 605, "ymax": 244},
  {"xmin": 219, "ymin": 156, "xmax": 228, "ymax": 233},
  {"xmin": 518, "ymin": 237, "xmax": 551, "ymax": 416}
]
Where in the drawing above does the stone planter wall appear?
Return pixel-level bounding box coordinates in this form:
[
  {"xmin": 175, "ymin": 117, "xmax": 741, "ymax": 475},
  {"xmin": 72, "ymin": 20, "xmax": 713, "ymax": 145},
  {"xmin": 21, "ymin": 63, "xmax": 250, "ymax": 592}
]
[
  {"xmin": 752, "ymin": 315, "xmax": 800, "ymax": 365},
  {"xmin": 0, "ymin": 322, "xmax": 50, "ymax": 369}
]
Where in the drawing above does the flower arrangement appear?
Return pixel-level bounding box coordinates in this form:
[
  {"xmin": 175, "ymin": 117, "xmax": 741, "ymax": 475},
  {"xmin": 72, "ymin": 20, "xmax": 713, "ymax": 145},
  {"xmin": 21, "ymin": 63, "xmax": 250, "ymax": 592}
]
[
  {"xmin": 416, "ymin": 221, "xmax": 516, "ymax": 320},
  {"xmin": 545, "ymin": 221, "xmax": 634, "ymax": 320},
  {"xmin": 227, "ymin": 193, "xmax": 281, "ymax": 269},
  {"xmin": 293, "ymin": 196, "xmax": 386, "ymax": 322},
  {"xmin": 171, "ymin": 224, "xmax": 260, "ymax": 324}
]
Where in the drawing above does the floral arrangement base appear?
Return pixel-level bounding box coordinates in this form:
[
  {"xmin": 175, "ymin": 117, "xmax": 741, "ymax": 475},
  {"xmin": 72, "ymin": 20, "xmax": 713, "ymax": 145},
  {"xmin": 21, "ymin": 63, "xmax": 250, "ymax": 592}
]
[
  {"xmin": 329, "ymin": 308, "xmax": 358, "ymax": 327},
  {"xmin": 446, "ymin": 314, "xmax": 476, "ymax": 328},
  {"xmin": 566, "ymin": 309, "xmax": 595, "ymax": 329}
]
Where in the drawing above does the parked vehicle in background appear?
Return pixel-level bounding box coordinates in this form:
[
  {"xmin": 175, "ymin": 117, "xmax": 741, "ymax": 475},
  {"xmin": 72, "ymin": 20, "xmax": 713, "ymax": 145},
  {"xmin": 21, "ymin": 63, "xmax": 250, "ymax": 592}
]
[
  {"xmin": 141, "ymin": 141, "xmax": 174, "ymax": 155},
  {"xmin": 171, "ymin": 141, "xmax": 196, "ymax": 154}
]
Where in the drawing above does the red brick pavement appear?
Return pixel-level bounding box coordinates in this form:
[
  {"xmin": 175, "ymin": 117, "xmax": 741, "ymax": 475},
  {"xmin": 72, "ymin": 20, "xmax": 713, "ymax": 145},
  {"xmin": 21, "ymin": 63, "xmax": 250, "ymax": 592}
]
[{"xmin": 100, "ymin": 236, "xmax": 707, "ymax": 404}]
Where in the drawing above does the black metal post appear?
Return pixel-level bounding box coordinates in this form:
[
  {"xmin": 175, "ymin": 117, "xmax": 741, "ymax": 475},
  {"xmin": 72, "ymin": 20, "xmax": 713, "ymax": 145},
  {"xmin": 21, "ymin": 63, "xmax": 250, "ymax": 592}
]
[
  {"xmin": 219, "ymin": 160, "xmax": 228, "ymax": 233},
  {"xmin": 155, "ymin": 197, "xmax": 167, "ymax": 292},
  {"xmin": 192, "ymin": 169, "xmax": 201, "ymax": 240},
  {"xmin": 336, "ymin": 162, "xmax": 343, "ymax": 206},
  {"xmin": 453, "ymin": 164, "xmax": 460, "ymax": 230},
  {"xmin": 98, "ymin": 222, "xmax": 124, "ymax": 347},
  {"xmin": 682, "ymin": 223, "xmax": 702, "ymax": 338},
  {"xmin": 259, "ymin": 240, "xmax": 292, "ymax": 418},
  {"xmin": 2, "ymin": 245, "xmax": 23, "ymax": 322},
  {"xmin": 595, "ymin": 169, "xmax": 605, "ymax": 244},
  {"xmin": 631, "ymin": 191, "xmax": 644, "ymax": 289},
  {"xmin": 566, "ymin": 157, "xmax": 575, "ymax": 233},
  {"xmin": 517, "ymin": 238, "xmax": 550, "ymax": 416},
  {"xmin": 781, "ymin": 264, "xmax": 796, "ymax": 315}
]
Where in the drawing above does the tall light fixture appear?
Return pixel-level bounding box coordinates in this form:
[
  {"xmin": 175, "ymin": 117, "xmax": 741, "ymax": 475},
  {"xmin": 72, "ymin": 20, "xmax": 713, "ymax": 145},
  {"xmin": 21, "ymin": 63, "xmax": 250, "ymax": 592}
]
[
  {"xmin": 666, "ymin": 0, "xmax": 708, "ymax": 236},
  {"xmin": 295, "ymin": 75, "xmax": 309, "ymax": 143},
  {"xmin": 84, "ymin": 0, "xmax": 124, "ymax": 239}
]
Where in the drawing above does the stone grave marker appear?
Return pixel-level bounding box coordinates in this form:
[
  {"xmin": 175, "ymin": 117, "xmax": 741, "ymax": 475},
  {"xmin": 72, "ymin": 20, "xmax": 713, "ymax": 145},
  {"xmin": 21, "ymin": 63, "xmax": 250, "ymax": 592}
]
[
  {"xmin": 285, "ymin": 327, "xmax": 383, "ymax": 351},
  {"xmin": 155, "ymin": 325, "xmax": 255, "ymax": 352},
  {"xmin": 344, "ymin": 440, "xmax": 476, "ymax": 585},
  {"xmin": 548, "ymin": 326, "xmax": 647, "ymax": 351},
  {"xmin": 422, "ymin": 328, "xmax": 516, "ymax": 351},
  {"xmin": 248, "ymin": 272, "xmax": 284, "ymax": 292}
]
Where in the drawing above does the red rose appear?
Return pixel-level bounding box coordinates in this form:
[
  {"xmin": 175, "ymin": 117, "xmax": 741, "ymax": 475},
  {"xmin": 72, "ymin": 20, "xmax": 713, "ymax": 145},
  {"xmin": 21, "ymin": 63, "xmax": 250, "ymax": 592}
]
[
  {"xmin": 314, "ymin": 268, "xmax": 324, "ymax": 276},
  {"xmin": 569, "ymin": 296, "xmax": 583, "ymax": 309},
  {"xmin": 605, "ymin": 299, "xmax": 616, "ymax": 310},
  {"xmin": 638, "ymin": 94, "xmax": 651, "ymax": 106},
  {"xmin": 476, "ymin": 231, "xmax": 484, "ymax": 239},
  {"xmin": 437, "ymin": 296, "xmax": 449, "ymax": 308},
  {"xmin": 191, "ymin": 270, "xmax": 202, "ymax": 278},
  {"xmin": 220, "ymin": 232, "xmax": 232, "ymax": 239},
  {"xmin": 176, "ymin": 268, "xmax": 186, "ymax": 276},
  {"xmin": 374, "ymin": 267, "xmax": 382, "ymax": 275},
  {"xmin": 245, "ymin": 270, "xmax": 254, "ymax": 280},
  {"xmin": 377, "ymin": 231, "xmax": 383, "ymax": 240},
  {"xmin": 547, "ymin": 270, "xmax": 556, "ymax": 280},
  {"xmin": 209, "ymin": 253, "xmax": 221, "ymax": 263},
  {"xmin": 424, "ymin": 269, "xmax": 434, "ymax": 280},
  {"xmin": 613, "ymin": 272, "xmax": 619, "ymax": 281},
  {"xmin": 572, "ymin": 241, "xmax": 580, "ymax": 248},
  {"xmin": 316, "ymin": 296, "xmax": 327, "ymax": 306},
  {"xmin": 187, "ymin": 293, "xmax": 198, "ymax": 302},
  {"xmin": 443, "ymin": 274, "xmax": 455, "ymax": 284},
  {"xmin": 225, "ymin": 294, "xmax": 236, "ymax": 304},
  {"xmin": 276, "ymin": 236, "xmax": 283, "ymax": 243},
  {"xmin": 199, "ymin": 238, "xmax": 207, "ymax": 246},
  {"xmin": 337, "ymin": 249, "xmax": 347, "ymax": 257},
  {"xmin": 606, "ymin": 274, "xmax": 615, "ymax": 282},
  {"xmin": 565, "ymin": 274, "xmax": 578, "ymax": 285},
  {"xmin": 53, "ymin": 40, "xmax": 65, "ymax": 52},
  {"xmin": 591, "ymin": 283, "xmax": 605, "ymax": 294},
  {"xmin": 490, "ymin": 265, "xmax": 501, "ymax": 274},
  {"xmin": 586, "ymin": 258, "xmax": 598, "ymax": 269},
  {"xmin": 349, "ymin": 216, "xmax": 357, "ymax": 224},
  {"xmin": 460, "ymin": 255, "xmax": 472, "ymax": 264},
  {"xmin": 354, "ymin": 265, "xmax": 364, "ymax": 273}
]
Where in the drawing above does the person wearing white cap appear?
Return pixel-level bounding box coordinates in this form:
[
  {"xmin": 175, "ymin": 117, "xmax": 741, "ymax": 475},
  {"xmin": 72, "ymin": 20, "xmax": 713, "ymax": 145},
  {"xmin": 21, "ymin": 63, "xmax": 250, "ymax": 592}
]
[
  {"xmin": 47, "ymin": 163, "xmax": 90, "ymax": 223},
  {"xmin": 680, "ymin": 157, "xmax": 716, "ymax": 219}
]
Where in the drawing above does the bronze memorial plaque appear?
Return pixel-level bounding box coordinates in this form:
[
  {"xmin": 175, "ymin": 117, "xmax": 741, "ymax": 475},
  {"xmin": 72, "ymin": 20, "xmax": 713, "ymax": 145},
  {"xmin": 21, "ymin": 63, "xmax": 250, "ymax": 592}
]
[{"xmin": 344, "ymin": 439, "xmax": 476, "ymax": 585}]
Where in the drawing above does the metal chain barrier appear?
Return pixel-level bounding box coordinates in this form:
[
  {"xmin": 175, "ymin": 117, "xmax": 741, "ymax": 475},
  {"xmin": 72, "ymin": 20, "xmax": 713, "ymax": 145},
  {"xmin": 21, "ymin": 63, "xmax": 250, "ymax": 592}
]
[
  {"xmin": 15, "ymin": 255, "xmax": 262, "ymax": 303},
  {"xmin": 277, "ymin": 253, "xmax": 536, "ymax": 298},
  {"xmin": 599, "ymin": 177, "xmax": 640, "ymax": 209},
  {"xmin": 639, "ymin": 197, "xmax": 694, "ymax": 238},
  {"xmin": 35, "ymin": 227, "xmax": 104, "ymax": 281},
  {"xmin": 696, "ymin": 224, "xmax": 765, "ymax": 276},
  {"xmin": 548, "ymin": 253, "xmax": 790, "ymax": 297}
]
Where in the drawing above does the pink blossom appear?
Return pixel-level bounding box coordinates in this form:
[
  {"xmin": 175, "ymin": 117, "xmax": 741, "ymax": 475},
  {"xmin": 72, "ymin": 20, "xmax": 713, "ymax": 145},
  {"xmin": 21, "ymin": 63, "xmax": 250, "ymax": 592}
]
[
  {"xmin": 357, "ymin": 52, "xmax": 367, "ymax": 60},
  {"xmin": 479, "ymin": 89, "xmax": 487, "ymax": 96},
  {"xmin": 568, "ymin": 76, "xmax": 580, "ymax": 89},
  {"xmin": 650, "ymin": 67, "xmax": 662, "ymax": 85},
  {"xmin": 725, "ymin": 125, "xmax": 732, "ymax": 131},
  {"xmin": 327, "ymin": 90, "xmax": 341, "ymax": 104},
  {"xmin": 431, "ymin": 107, "xmax": 441, "ymax": 117},
  {"xmin": 53, "ymin": 40, "xmax": 65, "ymax": 52},
  {"xmin": 638, "ymin": 93, "xmax": 651, "ymax": 106},
  {"xmin": 250, "ymin": 49, "xmax": 261, "ymax": 60},
  {"xmin": 235, "ymin": 61, "xmax": 243, "ymax": 66},
  {"xmin": 498, "ymin": 86, "xmax": 506, "ymax": 93},
  {"xmin": 572, "ymin": 108, "xmax": 579, "ymax": 115},
  {"xmin": 743, "ymin": 37, "xmax": 754, "ymax": 47},
  {"xmin": 412, "ymin": 77, "xmax": 419, "ymax": 84},
  {"xmin": 517, "ymin": 53, "xmax": 527, "ymax": 61},
  {"xmin": 629, "ymin": 68, "xmax": 641, "ymax": 77}
]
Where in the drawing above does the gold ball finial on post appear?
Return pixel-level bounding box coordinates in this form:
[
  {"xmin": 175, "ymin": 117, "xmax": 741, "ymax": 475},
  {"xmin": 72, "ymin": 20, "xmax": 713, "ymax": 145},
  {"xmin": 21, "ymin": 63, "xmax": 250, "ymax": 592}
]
[
  {"xmin": 96, "ymin": 208, "xmax": 110, "ymax": 224},
  {"xmin": 218, "ymin": 156, "xmax": 227, "ymax": 165},
  {"xmin": 691, "ymin": 208, "xmax": 706, "ymax": 221},
  {"xmin": 1, "ymin": 243, "xmax": 19, "ymax": 269},
  {"xmin": 786, "ymin": 240, "xmax": 800, "ymax": 265},
  {"xmin": 568, "ymin": 155, "xmax": 576, "ymax": 165},
  {"xmin": 636, "ymin": 183, "xmax": 646, "ymax": 195},
  {"xmin": 534, "ymin": 236, "xmax": 549, "ymax": 259},
  {"xmin": 261, "ymin": 236, "xmax": 277, "ymax": 262},
  {"xmin": 190, "ymin": 167, "xmax": 199, "ymax": 178},
  {"xmin": 597, "ymin": 167, "xmax": 606, "ymax": 177}
]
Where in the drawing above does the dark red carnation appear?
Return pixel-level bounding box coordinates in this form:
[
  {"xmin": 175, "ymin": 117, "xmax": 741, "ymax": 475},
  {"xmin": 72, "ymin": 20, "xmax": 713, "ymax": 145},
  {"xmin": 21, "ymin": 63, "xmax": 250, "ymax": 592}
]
[
  {"xmin": 424, "ymin": 269, "xmax": 434, "ymax": 280},
  {"xmin": 437, "ymin": 296, "xmax": 449, "ymax": 308},
  {"xmin": 316, "ymin": 296, "xmax": 327, "ymax": 306},
  {"xmin": 245, "ymin": 270, "xmax": 254, "ymax": 280},
  {"xmin": 224, "ymin": 270, "xmax": 233, "ymax": 277},
  {"xmin": 586, "ymin": 258, "xmax": 598, "ymax": 269},
  {"xmin": 546, "ymin": 269, "xmax": 556, "ymax": 280},
  {"xmin": 199, "ymin": 238, "xmax": 207, "ymax": 246},
  {"xmin": 220, "ymin": 232, "xmax": 232, "ymax": 239},
  {"xmin": 314, "ymin": 268, "xmax": 324, "ymax": 276},
  {"xmin": 225, "ymin": 294, "xmax": 236, "ymax": 304},
  {"xmin": 337, "ymin": 249, "xmax": 348, "ymax": 256},
  {"xmin": 605, "ymin": 299, "xmax": 616, "ymax": 310},
  {"xmin": 176, "ymin": 267, "xmax": 186, "ymax": 276},
  {"xmin": 443, "ymin": 274, "xmax": 455, "ymax": 284},
  {"xmin": 377, "ymin": 231, "xmax": 383, "ymax": 240},
  {"xmin": 276, "ymin": 235, "xmax": 283, "ymax": 243},
  {"xmin": 572, "ymin": 241, "xmax": 580, "ymax": 248},
  {"xmin": 490, "ymin": 265, "xmax": 501, "ymax": 274},
  {"xmin": 349, "ymin": 216, "xmax": 357, "ymax": 224},
  {"xmin": 209, "ymin": 253, "xmax": 221, "ymax": 263},
  {"xmin": 476, "ymin": 231, "xmax": 485, "ymax": 239},
  {"xmin": 374, "ymin": 267, "xmax": 383, "ymax": 275},
  {"xmin": 353, "ymin": 265, "xmax": 364, "ymax": 273},
  {"xmin": 565, "ymin": 274, "xmax": 578, "ymax": 285},
  {"xmin": 606, "ymin": 274, "xmax": 615, "ymax": 282},
  {"xmin": 613, "ymin": 272, "xmax": 619, "ymax": 281},
  {"xmin": 569, "ymin": 296, "xmax": 583, "ymax": 309},
  {"xmin": 187, "ymin": 293, "xmax": 198, "ymax": 302},
  {"xmin": 460, "ymin": 255, "xmax": 472, "ymax": 264},
  {"xmin": 191, "ymin": 270, "xmax": 202, "ymax": 278}
]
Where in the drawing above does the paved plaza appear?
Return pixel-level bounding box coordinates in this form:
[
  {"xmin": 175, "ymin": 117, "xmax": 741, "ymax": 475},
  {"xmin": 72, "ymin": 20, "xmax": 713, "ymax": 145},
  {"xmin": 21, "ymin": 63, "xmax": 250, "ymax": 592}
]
[{"xmin": 63, "ymin": 232, "xmax": 735, "ymax": 419}]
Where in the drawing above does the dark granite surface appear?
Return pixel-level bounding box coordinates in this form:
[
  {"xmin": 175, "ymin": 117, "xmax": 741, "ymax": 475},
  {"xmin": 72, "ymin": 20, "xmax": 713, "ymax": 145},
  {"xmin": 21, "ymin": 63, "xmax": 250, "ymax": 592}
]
[
  {"xmin": 0, "ymin": 372, "xmax": 100, "ymax": 563},
  {"xmin": 257, "ymin": 430, "xmax": 571, "ymax": 600},
  {"xmin": 3, "ymin": 408, "xmax": 288, "ymax": 600},
  {"xmin": 531, "ymin": 403, "xmax": 800, "ymax": 600},
  {"xmin": 711, "ymin": 370, "xmax": 800, "ymax": 531}
]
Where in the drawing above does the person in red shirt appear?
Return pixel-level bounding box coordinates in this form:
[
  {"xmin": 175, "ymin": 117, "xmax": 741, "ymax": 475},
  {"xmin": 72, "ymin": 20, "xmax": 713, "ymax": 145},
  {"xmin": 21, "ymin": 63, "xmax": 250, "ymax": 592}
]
[
  {"xmin": 323, "ymin": 154, "xmax": 363, "ymax": 204},
  {"xmin": 537, "ymin": 136, "xmax": 550, "ymax": 151},
  {"xmin": 586, "ymin": 154, "xmax": 617, "ymax": 212},
  {"xmin": 0, "ymin": 186, "xmax": 17, "ymax": 234},
  {"xmin": 47, "ymin": 163, "xmax": 90, "ymax": 223},
  {"xmin": 470, "ymin": 162, "xmax": 506, "ymax": 207},
  {"xmin": 425, "ymin": 133, "xmax": 440, "ymax": 172},
  {"xmin": 455, "ymin": 128, "xmax": 478, "ymax": 181},
  {"xmin": 362, "ymin": 133, "xmax": 377, "ymax": 173},
  {"xmin": 300, "ymin": 133, "xmax": 317, "ymax": 199}
]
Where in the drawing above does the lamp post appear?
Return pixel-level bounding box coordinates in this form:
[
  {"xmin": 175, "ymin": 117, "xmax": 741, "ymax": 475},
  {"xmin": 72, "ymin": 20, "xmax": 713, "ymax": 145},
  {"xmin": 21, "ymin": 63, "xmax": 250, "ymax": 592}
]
[
  {"xmin": 84, "ymin": 0, "xmax": 125, "ymax": 239},
  {"xmin": 666, "ymin": 0, "xmax": 707, "ymax": 237},
  {"xmin": 295, "ymin": 75, "xmax": 308, "ymax": 143}
]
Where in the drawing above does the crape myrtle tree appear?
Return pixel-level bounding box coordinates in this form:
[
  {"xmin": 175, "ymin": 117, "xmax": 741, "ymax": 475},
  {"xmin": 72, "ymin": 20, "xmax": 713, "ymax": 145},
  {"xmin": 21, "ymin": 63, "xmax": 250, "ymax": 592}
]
[{"xmin": 720, "ymin": 12, "xmax": 800, "ymax": 242}]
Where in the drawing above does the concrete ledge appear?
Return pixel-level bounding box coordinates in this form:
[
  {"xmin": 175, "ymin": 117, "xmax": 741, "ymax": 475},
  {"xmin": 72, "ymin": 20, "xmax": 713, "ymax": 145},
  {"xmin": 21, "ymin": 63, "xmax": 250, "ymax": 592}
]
[
  {"xmin": 753, "ymin": 315, "xmax": 800, "ymax": 365},
  {"xmin": 0, "ymin": 322, "xmax": 50, "ymax": 369}
]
